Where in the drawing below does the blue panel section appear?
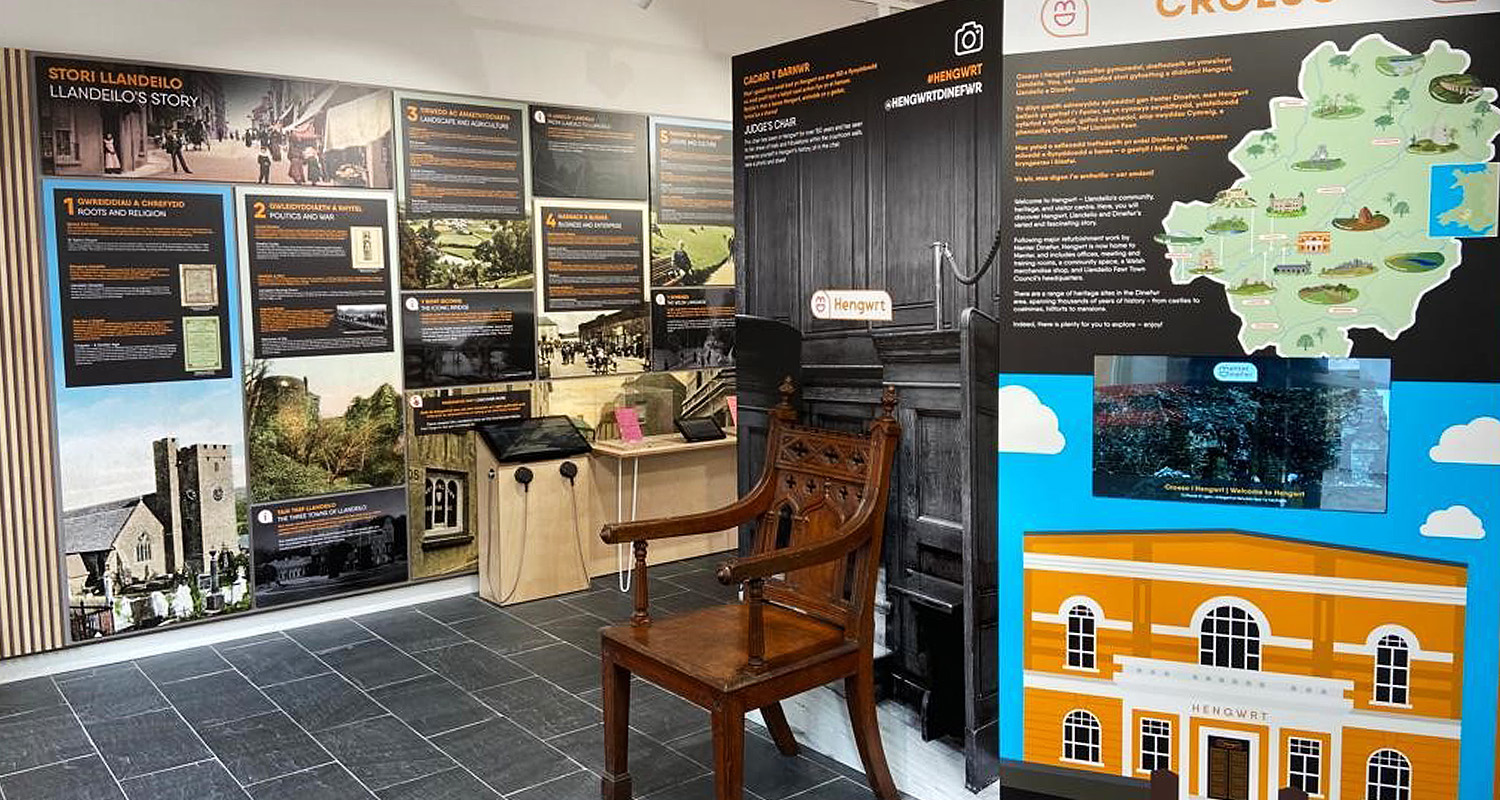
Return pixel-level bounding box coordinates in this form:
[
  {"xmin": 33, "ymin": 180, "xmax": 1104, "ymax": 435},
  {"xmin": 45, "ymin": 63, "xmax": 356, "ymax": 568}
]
[
  {"xmin": 42, "ymin": 178, "xmax": 249, "ymax": 540},
  {"xmin": 41, "ymin": 178, "xmax": 242, "ymax": 388},
  {"xmin": 999, "ymin": 372, "xmax": 1498, "ymax": 798}
]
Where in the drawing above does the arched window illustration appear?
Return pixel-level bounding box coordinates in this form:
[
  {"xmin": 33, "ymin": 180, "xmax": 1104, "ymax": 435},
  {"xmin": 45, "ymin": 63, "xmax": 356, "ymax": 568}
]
[
  {"xmin": 1066, "ymin": 605, "xmax": 1096, "ymax": 670},
  {"xmin": 1366, "ymin": 749, "xmax": 1410, "ymax": 800},
  {"xmin": 443, "ymin": 479, "xmax": 459, "ymax": 529},
  {"xmin": 1374, "ymin": 634, "xmax": 1411, "ymax": 705},
  {"xmin": 423, "ymin": 478, "xmax": 434, "ymax": 529},
  {"xmin": 134, "ymin": 535, "xmax": 152, "ymax": 563},
  {"xmin": 1062, "ymin": 710, "xmax": 1101, "ymax": 765},
  {"xmin": 1199, "ymin": 604, "xmax": 1261, "ymax": 670},
  {"xmin": 423, "ymin": 471, "xmax": 465, "ymax": 536}
]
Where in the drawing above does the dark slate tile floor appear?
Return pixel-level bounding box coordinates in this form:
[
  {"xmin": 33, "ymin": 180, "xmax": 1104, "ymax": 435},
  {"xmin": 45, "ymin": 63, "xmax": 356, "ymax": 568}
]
[{"xmin": 0, "ymin": 555, "xmax": 892, "ymax": 800}]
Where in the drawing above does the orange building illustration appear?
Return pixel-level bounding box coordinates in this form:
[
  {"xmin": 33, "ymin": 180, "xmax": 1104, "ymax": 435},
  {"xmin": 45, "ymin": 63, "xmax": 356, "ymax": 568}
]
[
  {"xmin": 1023, "ymin": 530, "xmax": 1465, "ymax": 800},
  {"xmin": 1296, "ymin": 231, "xmax": 1333, "ymax": 254}
]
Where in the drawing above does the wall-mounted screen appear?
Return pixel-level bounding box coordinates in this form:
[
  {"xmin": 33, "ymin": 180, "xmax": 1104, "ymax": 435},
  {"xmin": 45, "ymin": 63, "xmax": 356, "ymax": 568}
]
[{"xmin": 1094, "ymin": 355, "xmax": 1391, "ymax": 513}]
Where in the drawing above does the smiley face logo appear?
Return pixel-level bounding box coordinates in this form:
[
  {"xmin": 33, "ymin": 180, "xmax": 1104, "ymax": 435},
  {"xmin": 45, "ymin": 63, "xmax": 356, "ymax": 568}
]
[
  {"xmin": 1041, "ymin": 0, "xmax": 1089, "ymax": 38},
  {"xmin": 810, "ymin": 290, "xmax": 831, "ymax": 319}
]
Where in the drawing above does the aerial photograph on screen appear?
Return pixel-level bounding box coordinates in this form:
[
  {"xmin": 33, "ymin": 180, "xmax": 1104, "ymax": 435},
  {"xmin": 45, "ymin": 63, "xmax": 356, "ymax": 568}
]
[{"xmin": 1094, "ymin": 355, "xmax": 1391, "ymax": 512}]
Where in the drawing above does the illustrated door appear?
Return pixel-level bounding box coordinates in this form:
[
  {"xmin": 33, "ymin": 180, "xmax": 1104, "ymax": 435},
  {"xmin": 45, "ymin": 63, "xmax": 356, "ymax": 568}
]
[{"xmin": 1208, "ymin": 736, "xmax": 1251, "ymax": 800}]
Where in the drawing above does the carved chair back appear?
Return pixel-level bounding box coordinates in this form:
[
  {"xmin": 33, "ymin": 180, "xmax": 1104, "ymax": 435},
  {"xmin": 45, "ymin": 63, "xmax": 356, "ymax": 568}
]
[{"xmin": 746, "ymin": 380, "xmax": 900, "ymax": 643}]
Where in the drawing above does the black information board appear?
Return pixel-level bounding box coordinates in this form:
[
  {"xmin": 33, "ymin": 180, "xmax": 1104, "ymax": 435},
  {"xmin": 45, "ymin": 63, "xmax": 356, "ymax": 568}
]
[
  {"xmin": 412, "ymin": 389, "xmax": 530, "ymax": 436},
  {"xmin": 650, "ymin": 287, "xmax": 736, "ymax": 371},
  {"xmin": 539, "ymin": 205, "xmax": 646, "ymax": 312},
  {"xmin": 243, "ymin": 192, "xmax": 395, "ymax": 358},
  {"xmin": 51, "ymin": 187, "xmax": 232, "ymax": 387},
  {"xmin": 401, "ymin": 291, "xmax": 537, "ymax": 388},
  {"xmin": 652, "ymin": 121, "xmax": 733, "ymax": 227},
  {"xmin": 530, "ymin": 105, "xmax": 649, "ymax": 201},
  {"xmin": 399, "ymin": 97, "xmax": 527, "ymax": 219},
  {"xmin": 250, "ymin": 486, "xmax": 410, "ymax": 608}
]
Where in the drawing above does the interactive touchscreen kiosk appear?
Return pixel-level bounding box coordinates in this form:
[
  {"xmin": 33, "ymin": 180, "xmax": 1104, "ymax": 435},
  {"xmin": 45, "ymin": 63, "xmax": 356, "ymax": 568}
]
[{"xmin": 477, "ymin": 415, "xmax": 593, "ymax": 463}]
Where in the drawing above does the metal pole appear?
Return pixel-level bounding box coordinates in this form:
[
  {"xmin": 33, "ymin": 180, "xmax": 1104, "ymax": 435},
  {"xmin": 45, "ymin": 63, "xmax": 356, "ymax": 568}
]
[{"xmin": 932, "ymin": 240, "xmax": 947, "ymax": 331}]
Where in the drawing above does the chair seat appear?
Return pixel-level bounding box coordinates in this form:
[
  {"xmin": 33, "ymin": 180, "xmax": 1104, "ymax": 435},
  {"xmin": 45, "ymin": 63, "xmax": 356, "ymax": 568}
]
[{"xmin": 602, "ymin": 603, "xmax": 858, "ymax": 694}]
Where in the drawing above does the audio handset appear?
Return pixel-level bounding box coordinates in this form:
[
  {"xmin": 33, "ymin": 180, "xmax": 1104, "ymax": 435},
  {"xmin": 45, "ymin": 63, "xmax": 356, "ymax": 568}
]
[
  {"xmin": 495, "ymin": 461, "xmax": 587, "ymax": 604},
  {"xmin": 559, "ymin": 461, "xmax": 589, "ymax": 582}
]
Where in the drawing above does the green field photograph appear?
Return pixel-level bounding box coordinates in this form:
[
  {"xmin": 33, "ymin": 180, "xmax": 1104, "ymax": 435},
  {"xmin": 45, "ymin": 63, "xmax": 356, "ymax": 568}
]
[
  {"xmin": 400, "ymin": 217, "xmax": 534, "ymax": 290},
  {"xmin": 650, "ymin": 217, "xmax": 735, "ymax": 286}
]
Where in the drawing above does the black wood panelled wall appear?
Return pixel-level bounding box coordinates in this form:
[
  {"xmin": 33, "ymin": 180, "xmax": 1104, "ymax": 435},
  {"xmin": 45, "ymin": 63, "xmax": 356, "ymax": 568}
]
[{"xmin": 735, "ymin": 23, "xmax": 1002, "ymax": 788}]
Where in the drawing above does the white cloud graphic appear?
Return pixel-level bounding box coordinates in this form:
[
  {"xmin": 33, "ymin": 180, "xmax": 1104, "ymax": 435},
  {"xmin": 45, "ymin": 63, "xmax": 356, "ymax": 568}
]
[
  {"xmin": 998, "ymin": 385, "xmax": 1065, "ymax": 455},
  {"xmin": 1430, "ymin": 417, "xmax": 1500, "ymax": 465},
  {"xmin": 1420, "ymin": 505, "xmax": 1486, "ymax": 540}
]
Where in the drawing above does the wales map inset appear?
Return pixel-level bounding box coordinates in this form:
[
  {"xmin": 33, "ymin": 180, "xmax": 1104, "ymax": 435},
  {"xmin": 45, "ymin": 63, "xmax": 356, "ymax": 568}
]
[
  {"xmin": 1160, "ymin": 35, "xmax": 1500, "ymax": 356},
  {"xmin": 1431, "ymin": 162, "xmax": 1498, "ymax": 238}
]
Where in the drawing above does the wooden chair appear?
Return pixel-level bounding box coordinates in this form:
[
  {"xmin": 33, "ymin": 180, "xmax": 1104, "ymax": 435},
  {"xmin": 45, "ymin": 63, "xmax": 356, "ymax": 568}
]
[{"xmin": 598, "ymin": 378, "xmax": 902, "ymax": 800}]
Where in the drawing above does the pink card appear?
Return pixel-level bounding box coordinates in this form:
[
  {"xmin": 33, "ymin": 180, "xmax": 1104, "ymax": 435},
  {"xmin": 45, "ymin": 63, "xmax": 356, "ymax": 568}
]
[
  {"xmin": 727, "ymin": 396, "xmax": 738, "ymax": 426},
  {"xmin": 615, "ymin": 407, "xmax": 644, "ymax": 443}
]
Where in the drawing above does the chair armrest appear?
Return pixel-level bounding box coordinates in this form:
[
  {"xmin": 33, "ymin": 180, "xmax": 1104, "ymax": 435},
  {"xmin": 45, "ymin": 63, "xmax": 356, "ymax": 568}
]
[
  {"xmin": 600, "ymin": 458, "xmax": 781, "ymax": 628},
  {"xmin": 714, "ymin": 513, "xmax": 874, "ymax": 585},
  {"xmin": 600, "ymin": 422, "xmax": 787, "ymax": 547},
  {"xmin": 600, "ymin": 491, "xmax": 771, "ymax": 545}
]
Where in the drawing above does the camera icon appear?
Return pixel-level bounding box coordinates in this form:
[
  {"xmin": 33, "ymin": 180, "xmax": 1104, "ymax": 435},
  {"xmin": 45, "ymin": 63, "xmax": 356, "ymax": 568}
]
[{"xmin": 954, "ymin": 21, "xmax": 984, "ymax": 56}]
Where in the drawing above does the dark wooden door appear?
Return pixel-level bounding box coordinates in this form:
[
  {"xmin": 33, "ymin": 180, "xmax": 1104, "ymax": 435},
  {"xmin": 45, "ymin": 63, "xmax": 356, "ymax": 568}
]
[
  {"xmin": 870, "ymin": 331, "xmax": 965, "ymax": 734},
  {"xmin": 1208, "ymin": 737, "xmax": 1251, "ymax": 800}
]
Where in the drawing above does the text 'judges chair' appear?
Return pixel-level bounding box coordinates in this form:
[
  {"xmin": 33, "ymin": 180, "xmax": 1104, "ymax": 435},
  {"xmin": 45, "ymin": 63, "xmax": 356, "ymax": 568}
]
[{"xmin": 598, "ymin": 379, "xmax": 902, "ymax": 800}]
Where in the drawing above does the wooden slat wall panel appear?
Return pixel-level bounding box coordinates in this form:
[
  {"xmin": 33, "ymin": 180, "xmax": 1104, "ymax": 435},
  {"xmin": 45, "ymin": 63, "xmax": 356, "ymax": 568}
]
[{"xmin": 0, "ymin": 47, "xmax": 65, "ymax": 659}]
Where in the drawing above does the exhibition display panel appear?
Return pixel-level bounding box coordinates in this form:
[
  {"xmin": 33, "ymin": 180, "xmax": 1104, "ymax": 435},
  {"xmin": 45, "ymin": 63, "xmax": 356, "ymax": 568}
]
[
  {"xmin": 734, "ymin": 2, "xmax": 1003, "ymax": 793},
  {"xmin": 0, "ymin": 47, "xmax": 741, "ymax": 651},
  {"xmin": 995, "ymin": 2, "xmax": 1499, "ymax": 800},
  {"xmin": 728, "ymin": 0, "xmax": 1499, "ymax": 798}
]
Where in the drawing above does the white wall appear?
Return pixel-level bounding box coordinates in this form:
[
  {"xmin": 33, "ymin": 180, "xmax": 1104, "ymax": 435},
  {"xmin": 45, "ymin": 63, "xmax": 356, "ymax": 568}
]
[{"xmin": 0, "ymin": 0, "xmax": 892, "ymax": 120}]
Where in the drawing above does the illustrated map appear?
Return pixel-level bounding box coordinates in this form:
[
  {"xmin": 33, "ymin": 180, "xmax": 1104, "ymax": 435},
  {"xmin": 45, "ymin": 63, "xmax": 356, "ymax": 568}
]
[{"xmin": 1160, "ymin": 35, "xmax": 1499, "ymax": 356}]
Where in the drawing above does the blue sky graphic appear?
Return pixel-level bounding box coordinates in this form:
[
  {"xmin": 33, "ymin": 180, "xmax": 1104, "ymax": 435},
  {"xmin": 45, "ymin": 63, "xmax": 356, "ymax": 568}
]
[{"xmin": 999, "ymin": 373, "xmax": 1500, "ymax": 798}]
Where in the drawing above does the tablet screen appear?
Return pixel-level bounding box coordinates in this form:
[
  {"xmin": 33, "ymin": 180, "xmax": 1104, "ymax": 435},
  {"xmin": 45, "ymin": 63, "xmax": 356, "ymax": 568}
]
[{"xmin": 675, "ymin": 416, "xmax": 725, "ymax": 442}]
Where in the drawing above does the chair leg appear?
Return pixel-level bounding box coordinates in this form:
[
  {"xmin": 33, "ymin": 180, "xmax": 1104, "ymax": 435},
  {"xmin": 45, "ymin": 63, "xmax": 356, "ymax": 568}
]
[
  {"xmin": 711, "ymin": 700, "xmax": 745, "ymax": 800},
  {"xmin": 759, "ymin": 701, "xmax": 800, "ymax": 756},
  {"xmin": 845, "ymin": 667, "xmax": 898, "ymax": 800},
  {"xmin": 602, "ymin": 658, "xmax": 632, "ymax": 800}
]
